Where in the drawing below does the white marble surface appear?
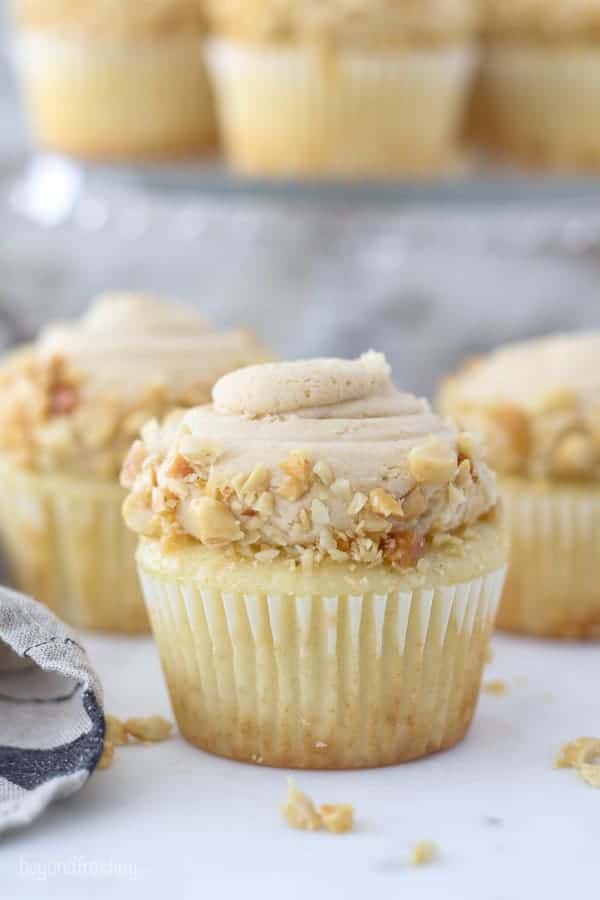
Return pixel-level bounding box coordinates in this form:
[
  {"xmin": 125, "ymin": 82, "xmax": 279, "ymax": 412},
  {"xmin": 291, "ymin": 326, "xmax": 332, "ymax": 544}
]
[{"xmin": 0, "ymin": 630, "xmax": 598, "ymax": 900}]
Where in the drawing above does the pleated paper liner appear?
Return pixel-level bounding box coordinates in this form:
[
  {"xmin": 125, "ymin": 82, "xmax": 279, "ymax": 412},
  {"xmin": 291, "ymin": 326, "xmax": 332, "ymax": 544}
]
[
  {"xmin": 471, "ymin": 47, "xmax": 600, "ymax": 169},
  {"xmin": 205, "ymin": 39, "xmax": 476, "ymax": 176},
  {"xmin": 499, "ymin": 477, "xmax": 600, "ymax": 639},
  {"xmin": 13, "ymin": 32, "xmax": 216, "ymax": 159},
  {"xmin": 140, "ymin": 556, "xmax": 506, "ymax": 769},
  {"xmin": 0, "ymin": 460, "xmax": 148, "ymax": 633}
]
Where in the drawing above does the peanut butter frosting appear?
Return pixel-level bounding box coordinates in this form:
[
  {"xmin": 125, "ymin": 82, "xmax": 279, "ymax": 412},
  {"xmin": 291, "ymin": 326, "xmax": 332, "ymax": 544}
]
[
  {"xmin": 0, "ymin": 293, "xmax": 271, "ymax": 479},
  {"xmin": 122, "ymin": 353, "xmax": 499, "ymax": 569},
  {"xmin": 439, "ymin": 333, "xmax": 600, "ymax": 480},
  {"xmin": 205, "ymin": 0, "xmax": 479, "ymax": 49},
  {"xmin": 481, "ymin": 0, "xmax": 600, "ymax": 43},
  {"xmin": 13, "ymin": 0, "xmax": 206, "ymax": 39}
]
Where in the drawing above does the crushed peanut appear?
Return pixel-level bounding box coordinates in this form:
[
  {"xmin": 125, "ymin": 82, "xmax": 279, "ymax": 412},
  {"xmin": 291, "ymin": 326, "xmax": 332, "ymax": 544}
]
[
  {"xmin": 319, "ymin": 804, "xmax": 354, "ymax": 834},
  {"xmin": 411, "ymin": 841, "xmax": 438, "ymax": 866},
  {"xmin": 282, "ymin": 779, "xmax": 323, "ymax": 832},
  {"xmin": 97, "ymin": 741, "xmax": 115, "ymax": 771},
  {"xmin": 348, "ymin": 492, "xmax": 368, "ymax": 516},
  {"xmin": 369, "ymin": 488, "xmax": 404, "ymax": 518},
  {"xmin": 313, "ymin": 460, "xmax": 334, "ymax": 486},
  {"xmin": 124, "ymin": 716, "xmax": 173, "ymax": 743},
  {"xmin": 282, "ymin": 781, "xmax": 355, "ymax": 835},
  {"xmin": 105, "ymin": 714, "xmax": 129, "ymax": 746},
  {"xmin": 555, "ymin": 737, "xmax": 600, "ymax": 770},
  {"xmin": 483, "ymin": 679, "xmax": 508, "ymax": 697},
  {"xmin": 409, "ymin": 438, "xmax": 458, "ymax": 486},
  {"xmin": 182, "ymin": 497, "xmax": 243, "ymax": 545}
]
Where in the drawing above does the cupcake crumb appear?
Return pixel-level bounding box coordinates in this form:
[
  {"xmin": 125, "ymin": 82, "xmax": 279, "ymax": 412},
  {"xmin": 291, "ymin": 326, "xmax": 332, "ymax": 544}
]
[
  {"xmin": 556, "ymin": 737, "xmax": 600, "ymax": 789},
  {"xmin": 319, "ymin": 804, "xmax": 354, "ymax": 835},
  {"xmin": 282, "ymin": 780, "xmax": 355, "ymax": 835},
  {"xmin": 282, "ymin": 779, "xmax": 322, "ymax": 832},
  {"xmin": 411, "ymin": 841, "xmax": 438, "ymax": 866},
  {"xmin": 124, "ymin": 715, "xmax": 173, "ymax": 743},
  {"xmin": 483, "ymin": 679, "xmax": 508, "ymax": 696},
  {"xmin": 105, "ymin": 714, "xmax": 129, "ymax": 747},
  {"xmin": 97, "ymin": 741, "xmax": 115, "ymax": 771}
]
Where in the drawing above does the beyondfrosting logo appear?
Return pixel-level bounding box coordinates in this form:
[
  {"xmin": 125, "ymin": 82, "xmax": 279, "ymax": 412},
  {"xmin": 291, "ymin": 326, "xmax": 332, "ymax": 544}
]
[{"xmin": 18, "ymin": 855, "xmax": 139, "ymax": 882}]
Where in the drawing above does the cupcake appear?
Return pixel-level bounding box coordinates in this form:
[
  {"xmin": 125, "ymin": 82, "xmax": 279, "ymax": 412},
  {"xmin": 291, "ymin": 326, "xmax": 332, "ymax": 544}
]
[
  {"xmin": 472, "ymin": 0, "xmax": 600, "ymax": 168},
  {"xmin": 0, "ymin": 293, "xmax": 271, "ymax": 633},
  {"xmin": 440, "ymin": 333, "xmax": 600, "ymax": 639},
  {"xmin": 123, "ymin": 353, "xmax": 506, "ymax": 768},
  {"xmin": 204, "ymin": 0, "xmax": 479, "ymax": 177},
  {"xmin": 11, "ymin": 0, "xmax": 216, "ymax": 160}
]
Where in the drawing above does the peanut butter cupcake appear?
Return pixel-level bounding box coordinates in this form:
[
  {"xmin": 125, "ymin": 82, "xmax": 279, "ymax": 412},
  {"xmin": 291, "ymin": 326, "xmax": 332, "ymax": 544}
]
[
  {"xmin": 11, "ymin": 0, "xmax": 216, "ymax": 159},
  {"xmin": 0, "ymin": 293, "xmax": 271, "ymax": 633},
  {"xmin": 472, "ymin": 0, "xmax": 600, "ymax": 168},
  {"xmin": 123, "ymin": 353, "xmax": 506, "ymax": 768},
  {"xmin": 204, "ymin": 0, "xmax": 479, "ymax": 177},
  {"xmin": 440, "ymin": 333, "xmax": 600, "ymax": 639}
]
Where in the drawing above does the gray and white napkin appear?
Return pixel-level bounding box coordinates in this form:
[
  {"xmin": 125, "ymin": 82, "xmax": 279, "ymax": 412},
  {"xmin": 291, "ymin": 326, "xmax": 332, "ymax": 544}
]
[{"xmin": 0, "ymin": 587, "xmax": 105, "ymax": 834}]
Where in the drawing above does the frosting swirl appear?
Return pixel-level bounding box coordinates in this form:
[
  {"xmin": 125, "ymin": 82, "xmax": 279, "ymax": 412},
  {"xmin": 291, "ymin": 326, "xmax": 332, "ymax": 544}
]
[
  {"xmin": 439, "ymin": 332, "xmax": 600, "ymax": 480},
  {"xmin": 123, "ymin": 353, "xmax": 499, "ymax": 568},
  {"xmin": 0, "ymin": 293, "xmax": 271, "ymax": 479},
  {"xmin": 39, "ymin": 292, "xmax": 268, "ymax": 403}
]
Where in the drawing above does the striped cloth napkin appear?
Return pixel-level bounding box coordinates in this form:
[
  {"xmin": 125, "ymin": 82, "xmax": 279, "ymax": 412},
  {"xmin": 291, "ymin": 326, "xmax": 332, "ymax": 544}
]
[{"xmin": 0, "ymin": 587, "xmax": 104, "ymax": 833}]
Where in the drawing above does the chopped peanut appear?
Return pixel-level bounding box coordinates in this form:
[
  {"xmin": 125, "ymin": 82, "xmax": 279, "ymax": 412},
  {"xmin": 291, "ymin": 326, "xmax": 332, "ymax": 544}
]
[
  {"xmin": 124, "ymin": 716, "xmax": 173, "ymax": 743},
  {"xmin": 489, "ymin": 404, "xmax": 531, "ymax": 458},
  {"xmin": 313, "ymin": 460, "xmax": 334, "ymax": 486},
  {"xmin": 97, "ymin": 741, "xmax": 115, "ymax": 771},
  {"xmin": 411, "ymin": 841, "xmax": 438, "ymax": 866},
  {"xmin": 319, "ymin": 804, "xmax": 354, "ymax": 834},
  {"xmin": 282, "ymin": 780, "xmax": 322, "ymax": 832},
  {"xmin": 484, "ymin": 679, "xmax": 507, "ymax": 697},
  {"xmin": 182, "ymin": 496, "xmax": 243, "ymax": 545},
  {"xmin": 556, "ymin": 737, "xmax": 600, "ymax": 770},
  {"xmin": 409, "ymin": 438, "xmax": 458, "ymax": 486},
  {"xmin": 105, "ymin": 714, "xmax": 129, "ymax": 747},
  {"xmin": 369, "ymin": 488, "xmax": 404, "ymax": 518}
]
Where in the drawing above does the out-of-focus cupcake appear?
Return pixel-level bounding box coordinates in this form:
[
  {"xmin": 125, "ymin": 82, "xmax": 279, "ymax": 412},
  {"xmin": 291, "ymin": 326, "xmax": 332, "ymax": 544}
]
[
  {"xmin": 11, "ymin": 0, "xmax": 216, "ymax": 160},
  {"xmin": 123, "ymin": 353, "xmax": 506, "ymax": 768},
  {"xmin": 472, "ymin": 1, "xmax": 600, "ymax": 168},
  {"xmin": 440, "ymin": 333, "xmax": 600, "ymax": 639},
  {"xmin": 0, "ymin": 293, "xmax": 271, "ymax": 633},
  {"xmin": 204, "ymin": 0, "xmax": 479, "ymax": 177}
]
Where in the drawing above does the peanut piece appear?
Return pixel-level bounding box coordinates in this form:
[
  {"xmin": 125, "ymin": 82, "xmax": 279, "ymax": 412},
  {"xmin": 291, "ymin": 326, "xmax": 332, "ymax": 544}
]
[
  {"xmin": 124, "ymin": 716, "xmax": 172, "ymax": 743},
  {"xmin": 409, "ymin": 438, "xmax": 458, "ymax": 485}
]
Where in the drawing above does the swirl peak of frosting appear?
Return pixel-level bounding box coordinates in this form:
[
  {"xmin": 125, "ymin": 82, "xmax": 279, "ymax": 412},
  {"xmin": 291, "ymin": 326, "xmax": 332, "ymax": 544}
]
[{"xmin": 213, "ymin": 351, "xmax": 391, "ymax": 417}]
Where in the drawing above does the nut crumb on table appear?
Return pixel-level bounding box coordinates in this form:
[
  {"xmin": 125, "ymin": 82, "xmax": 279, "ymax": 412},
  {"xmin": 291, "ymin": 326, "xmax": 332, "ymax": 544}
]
[
  {"xmin": 483, "ymin": 679, "xmax": 508, "ymax": 696},
  {"xmin": 411, "ymin": 841, "xmax": 438, "ymax": 866},
  {"xmin": 282, "ymin": 779, "xmax": 322, "ymax": 832},
  {"xmin": 105, "ymin": 714, "xmax": 129, "ymax": 746},
  {"xmin": 124, "ymin": 716, "xmax": 173, "ymax": 743},
  {"xmin": 282, "ymin": 780, "xmax": 354, "ymax": 834},
  {"xmin": 556, "ymin": 737, "xmax": 600, "ymax": 788},
  {"xmin": 97, "ymin": 741, "xmax": 114, "ymax": 770}
]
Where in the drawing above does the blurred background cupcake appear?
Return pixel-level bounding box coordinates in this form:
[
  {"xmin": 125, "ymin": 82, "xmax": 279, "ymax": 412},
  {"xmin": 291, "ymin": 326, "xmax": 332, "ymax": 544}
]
[
  {"xmin": 440, "ymin": 333, "xmax": 600, "ymax": 639},
  {"xmin": 10, "ymin": 0, "xmax": 216, "ymax": 160},
  {"xmin": 204, "ymin": 0, "xmax": 480, "ymax": 177},
  {"xmin": 472, "ymin": 0, "xmax": 600, "ymax": 168},
  {"xmin": 0, "ymin": 292, "xmax": 271, "ymax": 633},
  {"xmin": 124, "ymin": 353, "xmax": 507, "ymax": 768}
]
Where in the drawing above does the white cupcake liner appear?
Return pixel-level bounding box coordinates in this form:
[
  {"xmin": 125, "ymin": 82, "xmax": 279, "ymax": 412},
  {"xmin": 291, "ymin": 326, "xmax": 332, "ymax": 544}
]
[
  {"xmin": 0, "ymin": 461, "xmax": 147, "ymax": 633},
  {"xmin": 205, "ymin": 39, "xmax": 476, "ymax": 176},
  {"xmin": 12, "ymin": 31, "xmax": 216, "ymax": 159},
  {"xmin": 500, "ymin": 480, "xmax": 600, "ymax": 638},
  {"xmin": 140, "ymin": 564, "xmax": 506, "ymax": 768},
  {"xmin": 473, "ymin": 46, "xmax": 600, "ymax": 167}
]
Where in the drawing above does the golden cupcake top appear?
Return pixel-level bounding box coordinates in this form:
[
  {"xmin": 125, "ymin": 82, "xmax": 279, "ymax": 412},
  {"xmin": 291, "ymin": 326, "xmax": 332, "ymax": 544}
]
[
  {"xmin": 122, "ymin": 352, "xmax": 499, "ymax": 569},
  {"xmin": 481, "ymin": 0, "xmax": 600, "ymax": 43},
  {"xmin": 439, "ymin": 332, "xmax": 600, "ymax": 480},
  {"xmin": 205, "ymin": 0, "xmax": 479, "ymax": 49},
  {"xmin": 0, "ymin": 293, "xmax": 271, "ymax": 479},
  {"xmin": 12, "ymin": 0, "xmax": 206, "ymax": 38}
]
